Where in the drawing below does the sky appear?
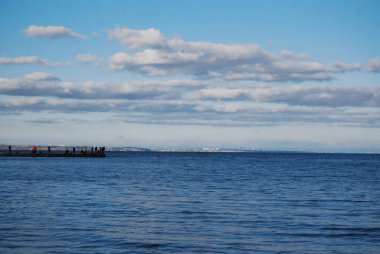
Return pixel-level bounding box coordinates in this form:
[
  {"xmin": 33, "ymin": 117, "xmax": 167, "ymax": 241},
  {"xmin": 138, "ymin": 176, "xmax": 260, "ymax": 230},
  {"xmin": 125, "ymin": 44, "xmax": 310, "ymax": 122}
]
[{"xmin": 0, "ymin": 0, "xmax": 380, "ymax": 152}]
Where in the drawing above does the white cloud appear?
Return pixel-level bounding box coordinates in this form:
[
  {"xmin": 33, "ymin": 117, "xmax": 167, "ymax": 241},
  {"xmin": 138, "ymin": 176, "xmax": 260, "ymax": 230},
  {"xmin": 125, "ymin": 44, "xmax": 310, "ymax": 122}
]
[
  {"xmin": 76, "ymin": 54, "xmax": 98, "ymax": 62},
  {"xmin": 0, "ymin": 74, "xmax": 209, "ymax": 100},
  {"xmin": 365, "ymin": 58, "xmax": 380, "ymax": 72},
  {"xmin": 187, "ymin": 85, "xmax": 380, "ymax": 108},
  {"xmin": 1, "ymin": 95, "xmax": 379, "ymax": 128},
  {"xmin": 0, "ymin": 56, "xmax": 45, "ymax": 65},
  {"xmin": 1, "ymin": 73, "xmax": 379, "ymax": 109},
  {"xmin": 24, "ymin": 72, "xmax": 60, "ymax": 81},
  {"xmin": 25, "ymin": 25, "xmax": 87, "ymax": 40},
  {"xmin": 108, "ymin": 27, "xmax": 167, "ymax": 49},
  {"xmin": 1, "ymin": 73, "xmax": 379, "ymax": 128},
  {"xmin": 76, "ymin": 54, "xmax": 103, "ymax": 67},
  {"xmin": 107, "ymin": 27, "xmax": 362, "ymax": 82},
  {"xmin": 280, "ymin": 50, "xmax": 312, "ymax": 59},
  {"xmin": 0, "ymin": 56, "xmax": 66, "ymax": 67}
]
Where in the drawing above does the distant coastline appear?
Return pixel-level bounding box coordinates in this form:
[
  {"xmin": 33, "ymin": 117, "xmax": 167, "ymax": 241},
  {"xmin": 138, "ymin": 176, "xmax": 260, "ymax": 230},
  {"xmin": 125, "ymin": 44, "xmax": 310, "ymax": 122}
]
[
  {"xmin": 0, "ymin": 144, "xmax": 253, "ymax": 153},
  {"xmin": 2, "ymin": 144, "xmax": 379, "ymax": 154}
]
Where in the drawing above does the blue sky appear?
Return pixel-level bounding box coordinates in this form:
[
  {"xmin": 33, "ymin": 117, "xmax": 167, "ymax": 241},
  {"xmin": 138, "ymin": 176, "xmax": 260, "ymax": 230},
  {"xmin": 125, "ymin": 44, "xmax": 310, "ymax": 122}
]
[{"xmin": 1, "ymin": 0, "xmax": 380, "ymax": 152}]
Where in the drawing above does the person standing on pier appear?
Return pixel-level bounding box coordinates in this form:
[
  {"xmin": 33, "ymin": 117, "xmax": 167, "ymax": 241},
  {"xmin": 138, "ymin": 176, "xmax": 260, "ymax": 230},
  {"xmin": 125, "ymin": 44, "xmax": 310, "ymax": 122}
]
[
  {"xmin": 48, "ymin": 145, "xmax": 51, "ymax": 153},
  {"xmin": 8, "ymin": 145, "xmax": 11, "ymax": 154}
]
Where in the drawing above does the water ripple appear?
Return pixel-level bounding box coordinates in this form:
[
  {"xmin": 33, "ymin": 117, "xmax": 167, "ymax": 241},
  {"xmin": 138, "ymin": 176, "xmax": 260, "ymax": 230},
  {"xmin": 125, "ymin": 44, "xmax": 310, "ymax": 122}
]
[{"xmin": 1, "ymin": 152, "xmax": 379, "ymax": 253}]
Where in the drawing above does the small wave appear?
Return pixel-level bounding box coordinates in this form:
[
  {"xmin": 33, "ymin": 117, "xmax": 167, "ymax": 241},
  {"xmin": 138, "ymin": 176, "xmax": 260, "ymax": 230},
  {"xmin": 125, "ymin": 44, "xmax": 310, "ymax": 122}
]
[
  {"xmin": 292, "ymin": 232, "xmax": 376, "ymax": 238},
  {"xmin": 321, "ymin": 227, "xmax": 380, "ymax": 233},
  {"xmin": 140, "ymin": 243, "xmax": 166, "ymax": 249},
  {"xmin": 292, "ymin": 227, "xmax": 380, "ymax": 238},
  {"xmin": 180, "ymin": 210, "xmax": 195, "ymax": 214}
]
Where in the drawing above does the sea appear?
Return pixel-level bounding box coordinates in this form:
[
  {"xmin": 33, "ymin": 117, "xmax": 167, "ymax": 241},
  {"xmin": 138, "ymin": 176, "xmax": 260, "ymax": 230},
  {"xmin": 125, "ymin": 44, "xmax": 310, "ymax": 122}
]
[{"xmin": 0, "ymin": 152, "xmax": 379, "ymax": 254}]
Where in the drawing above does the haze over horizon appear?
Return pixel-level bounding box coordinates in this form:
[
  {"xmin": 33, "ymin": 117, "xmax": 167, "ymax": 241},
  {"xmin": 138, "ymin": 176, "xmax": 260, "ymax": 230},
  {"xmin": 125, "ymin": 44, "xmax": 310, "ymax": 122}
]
[{"xmin": 1, "ymin": 0, "xmax": 380, "ymax": 153}]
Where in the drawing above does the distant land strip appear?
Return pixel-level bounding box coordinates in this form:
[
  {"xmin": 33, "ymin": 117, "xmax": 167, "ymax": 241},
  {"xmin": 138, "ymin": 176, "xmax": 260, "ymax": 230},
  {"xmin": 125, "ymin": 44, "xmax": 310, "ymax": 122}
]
[{"xmin": 0, "ymin": 144, "xmax": 259, "ymax": 153}]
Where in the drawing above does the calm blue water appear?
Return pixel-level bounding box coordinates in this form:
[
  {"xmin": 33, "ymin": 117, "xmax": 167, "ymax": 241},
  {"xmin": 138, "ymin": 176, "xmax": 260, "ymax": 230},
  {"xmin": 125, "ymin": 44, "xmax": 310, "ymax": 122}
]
[{"xmin": 1, "ymin": 152, "xmax": 379, "ymax": 254}]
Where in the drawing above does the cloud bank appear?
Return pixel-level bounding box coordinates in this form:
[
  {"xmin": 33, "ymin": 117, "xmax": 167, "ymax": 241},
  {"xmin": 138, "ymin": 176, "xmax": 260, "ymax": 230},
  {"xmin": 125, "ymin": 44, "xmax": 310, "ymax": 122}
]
[
  {"xmin": 108, "ymin": 27, "xmax": 361, "ymax": 82},
  {"xmin": 189, "ymin": 86, "xmax": 380, "ymax": 108},
  {"xmin": 1, "ymin": 73, "xmax": 379, "ymax": 128},
  {"xmin": 0, "ymin": 74, "xmax": 208, "ymax": 100}
]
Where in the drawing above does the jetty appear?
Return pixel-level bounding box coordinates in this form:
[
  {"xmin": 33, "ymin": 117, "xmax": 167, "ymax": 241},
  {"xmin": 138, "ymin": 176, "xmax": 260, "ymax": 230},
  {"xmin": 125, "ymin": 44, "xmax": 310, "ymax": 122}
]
[
  {"xmin": 1, "ymin": 145, "xmax": 107, "ymax": 158},
  {"xmin": 0, "ymin": 152, "xmax": 105, "ymax": 158}
]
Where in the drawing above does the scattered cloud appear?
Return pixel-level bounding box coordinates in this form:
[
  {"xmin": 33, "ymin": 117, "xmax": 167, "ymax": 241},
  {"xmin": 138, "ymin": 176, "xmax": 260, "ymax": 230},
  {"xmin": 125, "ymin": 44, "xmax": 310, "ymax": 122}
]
[
  {"xmin": 25, "ymin": 25, "xmax": 87, "ymax": 40},
  {"xmin": 108, "ymin": 27, "xmax": 361, "ymax": 82},
  {"xmin": 1, "ymin": 26, "xmax": 379, "ymax": 132}
]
